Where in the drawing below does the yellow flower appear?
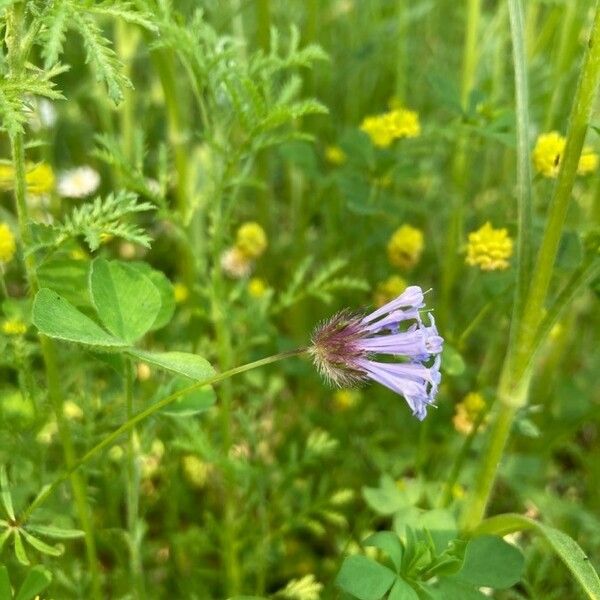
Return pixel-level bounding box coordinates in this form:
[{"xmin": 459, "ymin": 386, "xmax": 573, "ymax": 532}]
[
  {"xmin": 63, "ymin": 400, "xmax": 83, "ymax": 421},
  {"xmin": 374, "ymin": 275, "xmax": 406, "ymax": 307},
  {"xmin": 0, "ymin": 164, "xmax": 13, "ymax": 189},
  {"xmin": 360, "ymin": 108, "xmax": 421, "ymax": 148},
  {"xmin": 248, "ymin": 277, "xmax": 267, "ymax": 298},
  {"xmin": 453, "ymin": 392, "xmax": 487, "ymax": 435},
  {"xmin": 181, "ymin": 454, "xmax": 212, "ymax": 489},
  {"xmin": 69, "ymin": 248, "xmax": 87, "ymax": 261},
  {"xmin": 333, "ymin": 389, "xmax": 360, "ymax": 411},
  {"xmin": 533, "ymin": 132, "xmax": 599, "ymax": 178},
  {"xmin": 221, "ymin": 246, "xmax": 253, "ymax": 279},
  {"xmin": 2, "ymin": 318, "xmax": 27, "ymax": 336},
  {"xmin": 466, "ymin": 222, "xmax": 513, "ymax": 271},
  {"xmin": 533, "ymin": 132, "xmax": 565, "ymax": 178},
  {"xmin": 325, "ymin": 145, "xmax": 347, "ymax": 165},
  {"xmin": 26, "ymin": 163, "xmax": 55, "ymax": 195},
  {"xmin": 387, "ymin": 224, "xmax": 424, "ymax": 269},
  {"xmin": 0, "ymin": 223, "xmax": 16, "ymax": 263},
  {"xmin": 236, "ymin": 222, "xmax": 267, "ymax": 259},
  {"xmin": 173, "ymin": 282, "xmax": 189, "ymax": 303},
  {"xmin": 577, "ymin": 148, "xmax": 599, "ymax": 175}
]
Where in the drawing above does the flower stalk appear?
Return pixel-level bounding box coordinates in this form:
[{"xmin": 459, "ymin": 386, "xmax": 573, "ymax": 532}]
[{"xmin": 460, "ymin": 0, "xmax": 600, "ymax": 532}]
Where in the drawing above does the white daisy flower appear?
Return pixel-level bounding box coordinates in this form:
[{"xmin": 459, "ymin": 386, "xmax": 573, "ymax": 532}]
[{"xmin": 57, "ymin": 166, "xmax": 101, "ymax": 198}]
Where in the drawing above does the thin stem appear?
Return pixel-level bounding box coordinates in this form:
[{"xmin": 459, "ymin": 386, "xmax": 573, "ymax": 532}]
[
  {"xmin": 514, "ymin": 2, "xmax": 600, "ymax": 382},
  {"xmin": 6, "ymin": 7, "xmax": 102, "ymax": 594},
  {"xmin": 457, "ymin": 301, "xmax": 492, "ymax": 349},
  {"xmin": 460, "ymin": 0, "xmax": 600, "ymax": 533},
  {"xmin": 125, "ymin": 358, "xmax": 145, "ymax": 599},
  {"xmin": 508, "ymin": 0, "xmax": 533, "ymax": 333},
  {"xmin": 20, "ymin": 349, "xmax": 306, "ymax": 522}
]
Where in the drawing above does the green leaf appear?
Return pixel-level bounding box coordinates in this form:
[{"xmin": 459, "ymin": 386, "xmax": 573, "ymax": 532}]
[
  {"xmin": 37, "ymin": 257, "xmax": 91, "ymax": 308},
  {"xmin": 32, "ymin": 288, "xmax": 127, "ymax": 348},
  {"xmin": 441, "ymin": 344, "xmax": 465, "ymax": 376},
  {"xmin": 127, "ymin": 262, "xmax": 175, "ymax": 331},
  {"xmin": 159, "ymin": 377, "xmax": 216, "ymax": 418},
  {"xmin": 0, "ymin": 529, "xmax": 11, "ymax": 551},
  {"xmin": 456, "ymin": 535, "xmax": 523, "ymax": 589},
  {"xmin": 431, "ymin": 578, "xmax": 487, "ymax": 600},
  {"xmin": 363, "ymin": 531, "xmax": 404, "ymax": 572},
  {"xmin": 475, "ymin": 514, "xmax": 600, "ymax": 599},
  {"xmin": 0, "ymin": 466, "xmax": 15, "ymax": 520},
  {"xmin": 0, "ymin": 566, "xmax": 10, "ymax": 600},
  {"xmin": 15, "ymin": 565, "xmax": 52, "ymax": 600},
  {"xmin": 21, "ymin": 530, "xmax": 62, "ymax": 557},
  {"xmin": 89, "ymin": 259, "xmax": 161, "ymax": 343},
  {"xmin": 363, "ymin": 476, "xmax": 407, "ymax": 515},
  {"xmin": 14, "ymin": 531, "xmax": 30, "ymax": 565},
  {"xmin": 125, "ymin": 348, "xmax": 215, "ymax": 381},
  {"xmin": 336, "ymin": 555, "xmax": 397, "ymax": 600},
  {"xmin": 388, "ymin": 579, "xmax": 419, "ymax": 600},
  {"xmin": 27, "ymin": 524, "xmax": 84, "ymax": 539}
]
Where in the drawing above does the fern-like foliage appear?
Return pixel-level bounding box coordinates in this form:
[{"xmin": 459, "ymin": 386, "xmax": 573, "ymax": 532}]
[
  {"xmin": 275, "ymin": 258, "xmax": 369, "ymax": 313},
  {"xmin": 147, "ymin": 6, "xmax": 328, "ymax": 151},
  {"xmin": 53, "ymin": 190, "xmax": 155, "ymax": 251},
  {"xmin": 0, "ymin": 64, "xmax": 66, "ymax": 136}
]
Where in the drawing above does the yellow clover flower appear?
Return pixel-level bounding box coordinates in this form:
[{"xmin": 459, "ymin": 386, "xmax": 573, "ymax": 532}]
[
  {"xmin": 173, "ymin": 282, "xmax": 189, "ymax": 303},
  {"xmin": 466, "ymin": 222, "xmax": 513, "ymax": 271},
  {"xmin": 577, "ymin": 148, "xmax": 599, "ymax": 175},
  {"xmin": 374, "ymin": 275, "xmax": 407, "ymax": 307},
  {"xmin": 248, "ymin": 277, "xmax": 267, "ymax": 298},
  {"xmin": 453, "ymin": 392, "xmax": 487, "ymax": 436},
  {"xmin": 387, "ymin": 224, "xmax": 424, "ymax": 269},
  {"xmin": 325, "ymin": 145, "xmax": 347, "ymax": 165},
  {"xmin": 2, "ymin": 318, "xmax": 27, "ymax": 336},
  {"xmin": 533, "ymin": 132, "xmax": 599, "ymax": 177},
  {"xmin": 236, "ymin": 222, "xmax": 267, "ymax": 259},
  {"xmin": 0, "ymin": 162, "xmax": 55, "ymax": 195},
  {"xmin": 0, "ymin": 223, "xmax": 16, "ymax": 263},
  {"xmin": 26, "ymin": 163, "xmax": 55, "ymax": 195},
  {"xmin": 360, "ymin": 108, "xmax": 421, "ymax": 148}
]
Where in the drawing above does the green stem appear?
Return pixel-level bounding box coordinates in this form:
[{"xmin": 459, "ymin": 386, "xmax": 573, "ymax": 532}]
[
  {"xmin": 20, "ymin": 349, "xmax": 305, "ymax": 522},
  {"xmin": 457, "ymin": 301, "xmax": 492, "ymax": 349},
  {"xmin": 40, "ymin": 336, "xmax": 103, "ymax": 599},
  {"xmin": 125, "ymin": 359, "xmax": 145, "ymax": 599},
  {"xmin": 460, "ymin": 0, "xmax": 600, "ymax": 533},
  {"xmin": 460, "ymin": 0, "xmax": 481, "ymax": 110},
  {"xmin": 6, "ymin": 9, "xmax": 102, "ymax": 594},
  {"xmin": 256, "ymin": 0, "xmax": 271, "ymax": 52},
  {"xmin": 514, "ymin": 2, "xmax": 600, "ymax": 382},
  {"xmin": 395, "ymin": 0, "xmax": 409, "ymax": 104}
]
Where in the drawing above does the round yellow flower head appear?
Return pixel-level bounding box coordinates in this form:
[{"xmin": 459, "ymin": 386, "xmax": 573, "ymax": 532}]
[
  {"xmin": 453, "ymin": 392, "xmax": 487, "ymax": 436},
  {"xmin": 333, "ymin": 389, "xmax": 360, "ymax": 411},
  {"xmin": 26, "ymin": 163, "xmax": 55, "ymax": 195},
  {"xmin": 325, "ymin": 145, "xmax": 347, "ymax": 165},
  {"xmin": 577, "ymin": 148, "xmax": 599, "ymax": 175},
  {"xmin": 466, "ymin": 222, "xmax": 513, "ymax": 271},
  {"xmin": 181, "ymin": 454, "xmax": 211, "ymax": 489},
  {"xmin": 388, "ymin": 108, "xmax": 421, "ymax": 138},
  {"xmin": 248, "ymin": 277, "xmax": 267, "ymax": 298},
  {"xmin": 173, "ymin": 282, "xmax": 189, "ymax": 303},
  {"xmin": 0, "ymin": 223, "xmax": 16, "ymax": 263},
  {"xmin": 360, "ymin": 108, "xmax": 421, "ymax": 148},
  {"xmin": 533, "ymin": 132, "xmax": 566, "ymax": 178},
  {"xmin": 2, "ymin": 318, "xmax": 27, "ymax": 336},
  {"xmin": 63, "ymin": 400, "xmax": 83, "ymax": 421},
  {"xmin": 374, "ymin": 275, "xmax": 407, "ymax": 307},
  {"xmin": 236, "ymin": 222, "xmax": 267, "ymax": 259},
  {"xmin": 387, "ymin": 224, "xmax": 424, "ymax": 269}
]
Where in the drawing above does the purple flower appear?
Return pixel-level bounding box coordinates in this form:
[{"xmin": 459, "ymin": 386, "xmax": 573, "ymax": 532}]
[{"xmin": 309, "ymin": 286, "xmax": 443, "ymax": 420}]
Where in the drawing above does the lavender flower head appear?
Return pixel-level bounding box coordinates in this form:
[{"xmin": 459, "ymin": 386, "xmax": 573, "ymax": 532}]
[{"xmin": 309, "ymin": 286, "xmax": 443, "ymax": 420}]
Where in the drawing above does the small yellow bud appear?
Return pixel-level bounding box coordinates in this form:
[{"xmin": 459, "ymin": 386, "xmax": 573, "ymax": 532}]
[
  {"xmin": 387, "ymin": 225, "xmax": 424, "ymax": 269},
  {"xmin": 63, "ymin": 400, "xmax": 84, "ymax": 421},
  {"xmin": 236, "ymin": 222, "xmax": 267, "ymax": 259},
  {"xmin": 181, "ymin": 455, "xmax": 212, "ymax": 489},
  {"xmin": 173, "ymin": 282, "xmax": 189, "ymax": 303},
  {"xmin": 25, "ymin": 163, "xmax": 55, "ymax": 195},
  {"xmin": 333, "ymin": 389, "xmax": 360, "ymax": 411},
  {"xmin": 325, "ymin": 145, "xmax": 347, "ymax": 165},
  {"xmin": 248, "ymin": 277, "xmax": 267, "ymax": 298},
  {"xmin": 136, "ymin": 362, "xmax": 152, "ymax": 381}
]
